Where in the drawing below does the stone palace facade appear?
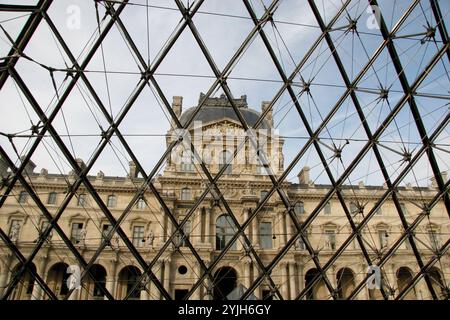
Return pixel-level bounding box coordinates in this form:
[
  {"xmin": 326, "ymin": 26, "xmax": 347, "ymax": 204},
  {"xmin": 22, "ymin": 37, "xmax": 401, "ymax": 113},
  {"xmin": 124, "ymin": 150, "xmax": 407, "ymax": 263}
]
[{"xmin": 0, "ymin": 94, "xmax": 448, "ymax": 300}]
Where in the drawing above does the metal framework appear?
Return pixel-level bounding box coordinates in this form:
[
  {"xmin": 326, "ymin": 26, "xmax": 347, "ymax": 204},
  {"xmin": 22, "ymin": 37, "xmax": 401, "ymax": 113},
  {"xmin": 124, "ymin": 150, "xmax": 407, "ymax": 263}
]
[{"xmin": 0, "ymin": 0, "xmax": 448, "ymax": 300}]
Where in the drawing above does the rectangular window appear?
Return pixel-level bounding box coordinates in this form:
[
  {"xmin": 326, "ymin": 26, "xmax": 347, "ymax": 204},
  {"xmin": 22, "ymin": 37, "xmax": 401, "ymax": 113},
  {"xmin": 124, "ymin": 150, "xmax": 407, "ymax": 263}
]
[
  {"xmin": 378, "ymin": 230, "xmax": 388, "ymax": 248},
  {"xmin": 70, "ymin": 223, "xmax": 84, "ymax": 244},
  {"xmin": 47, "ymin": 192, "xmax": 57, "ymax": 205},
  {"xmin": 325, "ymin": 230, "xmax": 336, "ymax": 250},
  {"xmin": 259, "ymin": 222, "xmax": 273, "ymax": 249},
  {"xmin": 132, "ymin": 226, "xmax": 145, "ymax": 247},
  {"xmin": 77, "ymin": 194, "xmax": 86, "ymax": 207}
]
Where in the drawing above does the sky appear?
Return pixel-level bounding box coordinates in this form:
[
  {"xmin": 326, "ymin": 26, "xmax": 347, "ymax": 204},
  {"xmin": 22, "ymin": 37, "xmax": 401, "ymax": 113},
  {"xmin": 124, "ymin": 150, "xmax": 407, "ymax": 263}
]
[{"xmin": 0, "ymin": 0, "xmax": 448, "ymax": 189}]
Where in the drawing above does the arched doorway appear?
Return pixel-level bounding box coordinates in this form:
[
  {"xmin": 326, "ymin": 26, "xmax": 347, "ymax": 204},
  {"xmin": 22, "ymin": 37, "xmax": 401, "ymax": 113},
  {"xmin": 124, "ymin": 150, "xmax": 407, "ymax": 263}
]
[
  {"xmin": 304, "ymin": 268, "xmax": 328, "ymax": 299},
  {"xmin": 46, "ymin": 262, "xmax": 69, "ymax": 299},
  {"xmin": 81, "ymin": 264, "xmax": 107, "ymax": 300},
  {"xmin": 336, "ymin": 268, "xmax": 355, "ymax": 299},
  {"xmin": 10, "ymin": 263, "xmax": 37, "ymax": 300},
  {"xmin": 396, "ymin": 267, "xmax": 416, "ymax": 300},
  {"xmin": 213, "ymin": 267, "xmax": 237, "ymax": 300},
  {"xmin": 429, "ymin": 267, "xmax": 446, "ymax": 300},
  {"xmin": 117, "ymin": 266, "xmax": 142, "ymax": 300}
]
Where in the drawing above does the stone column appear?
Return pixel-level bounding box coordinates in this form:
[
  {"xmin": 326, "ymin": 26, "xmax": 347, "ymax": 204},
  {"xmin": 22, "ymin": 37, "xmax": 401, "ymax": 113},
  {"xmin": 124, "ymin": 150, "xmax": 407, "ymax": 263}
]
[
  {"xmin": 243, "ymin": 259, "xmax": 251, "ymax": 290},
  {"xmin": 386, "ymin": 264, "xmax": 397, "ymax": 300},
  {"xmin": 357, "ymin": 263, "xmax": 369, "ymax": 300},
  {"xmin": 274, "ymin": 216, "xmax": 281, "ymax": 249},
  {"xmin": 243, "ymin": 209, "xmax": 250, "ymax": 245},
  {"xmin": 204, "ymin": 208, "xmax": 211, "ymax": 247},
  {"xmin": 163, "ymin": 259, "xmax": 171, "ymax": 300},
  {"xmin": 149, "ymin": 260, "xmax": 163, "ymax": 300},
  {"xmin": 287, "ymin": 216, "xmax": 294, "ymax": 242},
  {"xmin": 204, "ymin": 260, "xmax": 212, "ymax": 300},
  {"xmin": 280, "ymin": 262, "xmax": 289, "ymax": 299},
  {"xmin": 192, "ymin": 209, "xmax": 201, "ymax": 245},
  {"xmin": 252, "ymin": 262, "xmax": 261, "ymax": 299},
  {"xmin": 191, "ymin": 262, "xmax": 201, "ymax": 300},
  {"xmin": 282, "ymin": 214, "xmax": 287, "ymax": 245},
  {"xmin": 105, "ymin": 257, "xmax": 118, "ymax": 300},
  {"xmin": 289, "ymin": 262, "xmax": 297, "ymax": 300},
  {"xmin": 31, "ymin": 255, "xmax": 49, "ymax": 300},
  {"xmin": 252, "ymin": 216, "xmax": 259, "ymax": 248},
  {"xmin": 297, "ymin": 263, "xmax": 304, "ymax": 298}
]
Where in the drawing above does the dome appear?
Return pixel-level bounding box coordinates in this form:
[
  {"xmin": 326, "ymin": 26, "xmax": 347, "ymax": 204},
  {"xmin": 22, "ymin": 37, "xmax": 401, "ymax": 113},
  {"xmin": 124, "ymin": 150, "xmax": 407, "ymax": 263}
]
[{"xmin": 179, "ymin": 93, "xmax": 271, "ymax": 130}]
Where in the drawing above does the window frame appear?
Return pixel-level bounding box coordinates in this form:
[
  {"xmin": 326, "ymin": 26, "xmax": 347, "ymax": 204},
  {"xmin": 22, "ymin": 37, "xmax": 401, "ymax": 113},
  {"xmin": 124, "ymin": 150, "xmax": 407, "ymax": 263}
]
[
  {"xmin": 259, "ymin": 221, "xmax": 273, "ymax": 249},
  {"xmin": 132, "ymin": 225, "xmax": 145, "ymax": 248},
  {"xmin": 47, "ymin": 192, "xmax": 57, "ymax": 205}
]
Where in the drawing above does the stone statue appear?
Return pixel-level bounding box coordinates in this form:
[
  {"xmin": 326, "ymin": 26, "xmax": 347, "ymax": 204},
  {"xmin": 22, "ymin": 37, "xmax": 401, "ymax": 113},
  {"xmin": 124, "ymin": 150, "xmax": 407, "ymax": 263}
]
[
  {"xmin": 147, "ymin": 230, "xmax": 155, "ymax": 248},
  {"xmin": 9, "ymin": 222, "xmax": 21, "ymax": 242},
  {"xmin": 78, "ymin": 228, "xmax": 87, "ymax": 245},
  {"xmin": 113, "ymin": 235, "xmax": 120, "ymax": 251}
]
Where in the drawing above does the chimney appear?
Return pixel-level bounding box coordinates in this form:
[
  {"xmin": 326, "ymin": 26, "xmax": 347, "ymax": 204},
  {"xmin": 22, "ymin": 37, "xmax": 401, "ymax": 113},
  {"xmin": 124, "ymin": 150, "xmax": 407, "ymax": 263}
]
[
  {"xmin": 20, "ymin": 156, "xmax": 36, "ymax": 175},
  {"xmin": 129, "ymin": 160, "xmax": 138, "ymax": 179},
  {"xmin": 261, "ymin": 101, "xmax": 273, "ymax": 127},
  {"xmin": 172, "ymin": 96, "xmax": 183, "ymax": 118},
  {"xmin": 298, "ymin": 166, "xmax": 311, "ymax": 185}
]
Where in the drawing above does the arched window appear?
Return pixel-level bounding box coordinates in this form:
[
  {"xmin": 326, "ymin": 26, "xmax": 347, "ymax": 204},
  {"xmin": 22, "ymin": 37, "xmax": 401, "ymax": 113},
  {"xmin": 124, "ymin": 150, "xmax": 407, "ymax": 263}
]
[
  {"xmin": 219, "ymin": 150, "xmax": 232, "ymax": 174},
  {"xmin": 47, "ymin": 192, "xmax": 57, "ymax": 205},
  {"xmin": 216, "ymin": 214, "xmax": 237, "ymax": 250},
  {"xmin": 107, "ymin": 195, "xmax": 117, "ymax": 208},
  {"xmin": 181, "ymin": 187, "xmax": 191, "ymax": 201},
  {"xmin": 294, "ymin": 202, "xmax": 304, "ymax": 215}
]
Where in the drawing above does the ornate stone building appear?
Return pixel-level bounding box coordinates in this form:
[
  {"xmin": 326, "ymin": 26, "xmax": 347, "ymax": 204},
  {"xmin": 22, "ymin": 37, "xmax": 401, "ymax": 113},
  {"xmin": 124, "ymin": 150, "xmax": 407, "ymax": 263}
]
[{"xmin": 0, "ymin": 94, "xmax": 448, "ymax": 300}]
